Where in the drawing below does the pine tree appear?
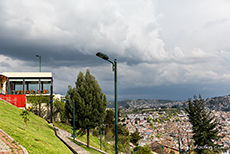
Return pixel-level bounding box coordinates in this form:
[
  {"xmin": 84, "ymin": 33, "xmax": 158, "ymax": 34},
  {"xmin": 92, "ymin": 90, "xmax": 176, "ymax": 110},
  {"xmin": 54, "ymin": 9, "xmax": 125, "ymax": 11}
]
[
  {"xmin": 185, "ymin": 95, "xmax": 220, "ymax": 154},
  {"xmin": 130, "ymin": 131, "xmax": 141, "ymax": 146},
  {"xmin": 66, "ymin": 69, "xmax": 107, "ymax": 147},
  {"xmin": 104, "ymin": 109, "xmax": 115, "ymax": 128}
]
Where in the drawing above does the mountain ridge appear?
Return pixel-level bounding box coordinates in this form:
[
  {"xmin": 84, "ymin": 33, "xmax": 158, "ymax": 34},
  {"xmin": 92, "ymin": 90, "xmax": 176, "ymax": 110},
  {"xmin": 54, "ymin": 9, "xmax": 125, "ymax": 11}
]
[{"xmin": 107, "ymin": 94, "xmax": 230, "ymax": 111}]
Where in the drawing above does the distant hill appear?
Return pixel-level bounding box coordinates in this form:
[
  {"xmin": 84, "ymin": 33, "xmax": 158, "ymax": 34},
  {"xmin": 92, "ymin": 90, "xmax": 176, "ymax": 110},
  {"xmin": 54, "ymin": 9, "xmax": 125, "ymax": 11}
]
[
  {"xmin": 107, "ymin": 95, "xmax": 230, "ymax": 111},
  {"xmin": 107, "ymin": 99, "xmax": 178, "ymax": 109},
  {"xmin": 204, "ymin": 95, "xmax": 230, "ymax": 111}
]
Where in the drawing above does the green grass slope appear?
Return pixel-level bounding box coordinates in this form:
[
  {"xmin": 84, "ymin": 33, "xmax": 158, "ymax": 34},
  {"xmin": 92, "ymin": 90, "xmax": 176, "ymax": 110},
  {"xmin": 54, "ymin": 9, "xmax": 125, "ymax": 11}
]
[{"xmin": 0, "ymin": 100, "xmax": 72, "ymax": 154}]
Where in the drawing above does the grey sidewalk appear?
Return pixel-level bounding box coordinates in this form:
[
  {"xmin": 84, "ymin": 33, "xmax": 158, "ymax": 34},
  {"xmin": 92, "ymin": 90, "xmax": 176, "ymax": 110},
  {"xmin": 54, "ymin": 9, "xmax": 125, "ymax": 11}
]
[
  {"xmin": 54, "ymin": 126, "xmax": 90, "ymax": 154},
  {"xmin": 54, "ymin": 126, "xmax": 109, "ymax": 154}
]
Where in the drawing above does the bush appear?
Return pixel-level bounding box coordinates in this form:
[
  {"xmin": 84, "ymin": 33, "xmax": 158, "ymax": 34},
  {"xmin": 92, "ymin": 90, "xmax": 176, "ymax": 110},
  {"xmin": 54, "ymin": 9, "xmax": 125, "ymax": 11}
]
[
  {"xmin": 170, "ymin": 150, "xmax": 175, "ymax": 154},
  {"xmin": 92, "ymin": 129, "xmax": 99, "ymax": 137}
]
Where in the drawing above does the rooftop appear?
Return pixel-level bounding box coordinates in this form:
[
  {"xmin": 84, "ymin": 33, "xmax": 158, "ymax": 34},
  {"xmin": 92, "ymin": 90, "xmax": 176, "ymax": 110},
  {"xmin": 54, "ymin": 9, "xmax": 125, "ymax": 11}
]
[{"xmin": 1, "ymin": 72, "xmax": 53, "ymax": 78}]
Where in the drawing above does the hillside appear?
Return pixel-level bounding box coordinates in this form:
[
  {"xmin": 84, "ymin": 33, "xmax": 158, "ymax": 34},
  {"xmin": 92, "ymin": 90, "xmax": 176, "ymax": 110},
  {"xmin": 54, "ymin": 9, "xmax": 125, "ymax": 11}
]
[
  {"xmin": 0, "ymin": 100, "xmax": 72, "ymax": 154},
  {"xmin": 204, "ymin": 95, "xmax": 230, "ymax": 111},
  {"xmin": 108, "ymin": 95, "xmax": 230, "ymax": 111},
  {"xmin": 107, "ymin": 99, "xmax": 177, "ymax": 109}
]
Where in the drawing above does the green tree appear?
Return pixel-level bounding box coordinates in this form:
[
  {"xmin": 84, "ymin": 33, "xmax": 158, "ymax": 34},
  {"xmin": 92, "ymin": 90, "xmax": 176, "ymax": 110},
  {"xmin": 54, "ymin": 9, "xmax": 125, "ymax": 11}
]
[
  {"xmin": 104, "ymin": 109, "xmax": 115, "ymax": 128},
  {"xmin": 133, "ymin": 145, "xmax": 152, "ymax": 154},
  {"xmin": 130, "ymin": 131, "xmax": 141, "ymax": 146},
  {"xmin": 111, "ymin": 124, "xmax": 131, "ymax": 152},
  {"xmin": 20, "ymin": 108, "xmax": 30, "ymax": 130},
  {"xmin": 170, "ymin": 150, "xmax": 175, "ymax": 154},
  {"xmin": 112, "ymin": 124, "xmax": 129, "ymax": 136},
  {"xmin": 65, "ymin": 69, "xmax": 107, "ymax": 147},
  {"xmin": 27, "ymin": 94, "xmax": 49, "ymax": 117},
  {"xmin": 53, "ymin": 98, "xmax": 66, "ymax": 122},
  {"xmin": 185, "ymin": 95, "xmax": 220, "ymax": 154}
]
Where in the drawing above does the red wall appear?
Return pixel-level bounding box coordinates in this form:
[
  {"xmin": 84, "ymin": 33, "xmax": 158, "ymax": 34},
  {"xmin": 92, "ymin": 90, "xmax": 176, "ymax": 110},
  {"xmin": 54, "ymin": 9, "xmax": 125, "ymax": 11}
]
[{"xmin": 0, "ymin": 94, "xmax": 26, "ymax": 108}]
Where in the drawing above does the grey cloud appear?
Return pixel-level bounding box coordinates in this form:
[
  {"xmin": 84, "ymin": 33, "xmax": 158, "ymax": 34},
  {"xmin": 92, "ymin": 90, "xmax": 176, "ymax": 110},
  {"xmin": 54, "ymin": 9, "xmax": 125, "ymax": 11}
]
[
  {"xmin": 0, "ymin": 61, "xmax": 11, "ymax": 68},
  {"xmin": 1, "ymin": 0, "xmax": 230, "ymax": 100}
]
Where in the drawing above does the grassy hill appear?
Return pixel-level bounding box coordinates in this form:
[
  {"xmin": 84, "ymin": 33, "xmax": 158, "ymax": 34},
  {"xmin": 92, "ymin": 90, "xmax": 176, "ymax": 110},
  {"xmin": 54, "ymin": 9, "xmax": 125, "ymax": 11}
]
[{"xmin": 0, "ymin": 100, "xmax": 72, "ymax": 154}]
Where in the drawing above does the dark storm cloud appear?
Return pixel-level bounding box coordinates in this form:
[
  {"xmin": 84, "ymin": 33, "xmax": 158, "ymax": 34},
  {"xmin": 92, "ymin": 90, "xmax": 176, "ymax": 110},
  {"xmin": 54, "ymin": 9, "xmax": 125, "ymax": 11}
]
[
  {"xmin": 0, "ymin": 34, "xmax": 101, "ymax": 68},
  {"xmin": 1, "ymin": 0, "xmax": 230, "ymax": 100}
]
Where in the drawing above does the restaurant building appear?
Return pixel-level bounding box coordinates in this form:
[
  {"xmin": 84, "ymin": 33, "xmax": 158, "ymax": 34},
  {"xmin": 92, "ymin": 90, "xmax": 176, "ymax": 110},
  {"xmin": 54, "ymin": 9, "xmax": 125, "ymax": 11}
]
[
  {"xmin": 0, "ymin": 72, "xmax": 53, "ymax": 108},
  {"xmin": 0, "ymin": 72, "xmax": 53, "ymax": 95}
]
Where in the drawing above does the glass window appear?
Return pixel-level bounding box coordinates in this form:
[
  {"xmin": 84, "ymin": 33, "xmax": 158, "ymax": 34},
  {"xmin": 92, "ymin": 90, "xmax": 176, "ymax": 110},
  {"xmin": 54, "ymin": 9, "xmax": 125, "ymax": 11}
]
[
  {"xmin": 14, "ymin": 82, "xmax": 26, "ymax": 94},
  {"xmin": 28, "ymin": 82, "xmax": 39, "ymax": 94},
  {"xmin": 42, "ymin": 82, "xmax": 51, "ymax": 93}
]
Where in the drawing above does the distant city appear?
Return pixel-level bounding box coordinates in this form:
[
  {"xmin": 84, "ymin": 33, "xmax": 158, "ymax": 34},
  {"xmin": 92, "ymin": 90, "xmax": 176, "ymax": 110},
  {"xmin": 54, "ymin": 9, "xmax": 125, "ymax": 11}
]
[{"xmin": 108, "ymin": 95, "xmax": 230, "ymax": 152}]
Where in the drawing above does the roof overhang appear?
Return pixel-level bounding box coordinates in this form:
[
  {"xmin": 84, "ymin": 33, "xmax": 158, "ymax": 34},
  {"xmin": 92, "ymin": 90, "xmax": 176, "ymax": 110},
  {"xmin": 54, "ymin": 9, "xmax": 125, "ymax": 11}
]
[{"xmin": 1, "ymin": 72, "xmax": 53, "ymax": 78}]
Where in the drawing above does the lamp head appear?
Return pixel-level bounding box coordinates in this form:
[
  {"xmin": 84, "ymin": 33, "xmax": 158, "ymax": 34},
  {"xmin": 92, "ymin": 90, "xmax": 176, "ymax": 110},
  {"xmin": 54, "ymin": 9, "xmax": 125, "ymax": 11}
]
[
  {"xmin": 96, "ymin": 52, "xmax": 109, "ymax": 61},
  {"xmin": 36, "ymin": 55, "xmax": 40, "ymax": 58}
]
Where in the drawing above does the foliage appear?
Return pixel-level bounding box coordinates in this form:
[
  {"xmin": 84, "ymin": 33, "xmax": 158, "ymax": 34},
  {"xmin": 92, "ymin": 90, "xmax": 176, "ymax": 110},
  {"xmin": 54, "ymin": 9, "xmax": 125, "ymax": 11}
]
[
  {"xmin": 112, "ymin": 124, "xmax": 129, "ymax": 136},
  {"xmin": 185, "ymin": 95, "xmax": 221, "ymax": 154},
  {"xmin": 133, "ymin": 146, "xmax": 142, "ymax": 152},
  {"xmin": 130, "ymin": 131, "xmax": 141, "ymax": 146},
  {"xmin": 170, "ymin": 150, "xmax": 175, "ymax": 154},
  {"xmin": 27, "ymin": 94, "xmax": 50, "ymax": 116},
  {"xmin": 65, "ymin": 69, "xmax": 107, "ymax": 147},
  {"xmin": 104, "ymin": 109, "xmax": 115, "ymax": 128},
  {"xmin": 109, "ymin": 124, "xmax": 131, "ymax": 152},
  {"xmin": 117, "ymin": 142, "xmax": 124, "ymax": 153},
  {"xmin": 27, "ymin": 94, "xmax": 50, "ymax": 106},
  {"xmin": 133, "ymin": 145, "xmax": 152, "ymax": 154},
  {"xmin": 156, "ymin": 132, "xmax": 162, "ymax": 139},
  {"xmin": 53, "ymin": 98, "xmax": 66, "ymax": 122},
  {"xmin": 20, "ymin": 108, "xmax": 30, "ymax": 130},
  {"xmin": 119, "ymin": 135, "xmax": 131, "ymax": 152},
  {"xmin": 92, "ymin": 129, "xmax": 99, "ymax": 137}
]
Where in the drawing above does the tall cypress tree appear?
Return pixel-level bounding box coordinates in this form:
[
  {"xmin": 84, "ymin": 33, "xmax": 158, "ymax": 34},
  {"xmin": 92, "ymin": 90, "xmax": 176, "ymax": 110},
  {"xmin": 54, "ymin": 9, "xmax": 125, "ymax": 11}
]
[
  {"xmin": 66, "ymin": 69, "xmax": 107, "ymax": 147},
  {"xmin": 185, "ymin": 95, "xmax": 220, "ymax": 154}
]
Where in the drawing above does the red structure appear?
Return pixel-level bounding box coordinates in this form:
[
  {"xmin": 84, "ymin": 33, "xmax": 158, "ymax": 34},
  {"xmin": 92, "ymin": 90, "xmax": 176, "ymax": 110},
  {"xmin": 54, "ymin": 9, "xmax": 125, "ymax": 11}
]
[{"xmin": 0, "ymin": 94, "xmax": 26, "ymax": 108}]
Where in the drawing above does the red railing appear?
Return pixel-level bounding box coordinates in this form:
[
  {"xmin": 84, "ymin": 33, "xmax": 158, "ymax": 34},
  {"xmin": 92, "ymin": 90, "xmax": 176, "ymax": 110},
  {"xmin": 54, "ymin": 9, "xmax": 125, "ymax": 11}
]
[{"xmin": 0, "ymin": 94, "xmax": 26, "ymax": 108}]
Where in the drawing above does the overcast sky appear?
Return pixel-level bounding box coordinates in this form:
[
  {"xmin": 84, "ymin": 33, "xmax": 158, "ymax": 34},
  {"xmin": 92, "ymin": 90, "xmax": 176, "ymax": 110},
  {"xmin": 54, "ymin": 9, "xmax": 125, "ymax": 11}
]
[{"xmin": 1, "ymin": 0, "xmax": 230, "ymax": 101}]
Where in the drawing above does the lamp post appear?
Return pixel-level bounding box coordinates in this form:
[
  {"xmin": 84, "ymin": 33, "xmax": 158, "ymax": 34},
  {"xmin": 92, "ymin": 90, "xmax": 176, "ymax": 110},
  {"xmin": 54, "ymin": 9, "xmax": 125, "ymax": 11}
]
[
  {"xmin": 96, "ymin": 52, "xmax": 118, "ymax": 154},
  {"xmin": 73, "ymin": 100, "xmax": 76, "ymax": 139},
  {"xmin": 178, "ymin": 130, "xmax": 181, "ymax": 154},
  {"xmin": 65, "ymin": 99, "xmax": 76, "ymax": 139},
  {"xmin": 170, "ymin": 133, "xmax": 181, "ymax": 154},
  {"xmin": 36, "ymin": 55, "xmax": 41, "ymax": 72}
]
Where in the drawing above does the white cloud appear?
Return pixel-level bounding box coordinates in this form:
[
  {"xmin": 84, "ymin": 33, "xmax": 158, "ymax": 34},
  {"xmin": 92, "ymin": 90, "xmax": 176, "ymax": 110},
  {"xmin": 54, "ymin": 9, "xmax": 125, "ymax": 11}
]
[
  {"xmin": 157, "ymin": 0, "xmax": 230, "ymax": 52},
  {"xmin": 1, "ymin": 0, "xmax": 167, "ymax": 62}
]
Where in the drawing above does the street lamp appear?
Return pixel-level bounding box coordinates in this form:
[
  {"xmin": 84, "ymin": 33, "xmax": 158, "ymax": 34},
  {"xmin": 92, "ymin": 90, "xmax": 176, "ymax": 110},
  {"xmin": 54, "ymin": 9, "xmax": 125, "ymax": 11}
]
[
  {"xmin": 72, "ymin": 100, "xmax": 76, "ymax": 139},
  {"xmin": 65, "ymin": 99, "xmax": 76, "ymax": 139},
  {"xmin": 36, "ymin": 55, "xmax": 41, "ymax": 72},
  {"xmin": 170, "ymin": 133, "xmax": 181, "ymax": 154},
  {"xmin": 96, "ymin": 52, "xmax": 118, "ymax": 154}
]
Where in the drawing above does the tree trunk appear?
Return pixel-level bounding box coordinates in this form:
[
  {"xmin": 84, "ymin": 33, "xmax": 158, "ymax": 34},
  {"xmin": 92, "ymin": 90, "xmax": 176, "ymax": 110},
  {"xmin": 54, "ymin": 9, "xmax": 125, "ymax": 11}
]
[
  {"xmin": 38, "ymin": 103, "xmax": 41, "ymax": 117},
  {"xmin": 87, "ymin": 128, "xmax": 90, "ymax": 148}
]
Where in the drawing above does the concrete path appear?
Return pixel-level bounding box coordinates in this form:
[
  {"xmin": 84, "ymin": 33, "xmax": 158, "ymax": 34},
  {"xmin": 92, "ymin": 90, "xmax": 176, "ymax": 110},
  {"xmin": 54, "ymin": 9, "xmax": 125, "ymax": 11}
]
[
  {"xmin": 0, "ymin": 128, "xmax": 28, "ymax": 154},
  {"xmin": 54, "ymin": 126, "xmax": 109, "ymax": 154},
  {"xmin": 54, "ymin": 126, "xmax": 90, "ymax": 154}
]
